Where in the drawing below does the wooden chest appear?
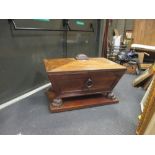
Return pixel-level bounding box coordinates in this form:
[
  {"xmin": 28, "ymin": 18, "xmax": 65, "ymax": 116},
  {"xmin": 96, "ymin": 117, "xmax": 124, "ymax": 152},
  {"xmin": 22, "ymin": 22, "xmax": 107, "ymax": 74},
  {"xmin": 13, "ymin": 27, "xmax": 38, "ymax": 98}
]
[{"xmin": 44, "ymin": 56, "xmax": 126, "ymax": 112}]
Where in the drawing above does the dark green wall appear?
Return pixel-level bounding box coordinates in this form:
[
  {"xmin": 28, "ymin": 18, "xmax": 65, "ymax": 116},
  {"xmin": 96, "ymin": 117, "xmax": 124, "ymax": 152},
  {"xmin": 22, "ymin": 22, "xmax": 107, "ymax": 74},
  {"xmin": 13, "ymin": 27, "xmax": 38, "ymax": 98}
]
[{"xmin": 0, "ymin": 19, "xmax": 100, "ymax": 104}]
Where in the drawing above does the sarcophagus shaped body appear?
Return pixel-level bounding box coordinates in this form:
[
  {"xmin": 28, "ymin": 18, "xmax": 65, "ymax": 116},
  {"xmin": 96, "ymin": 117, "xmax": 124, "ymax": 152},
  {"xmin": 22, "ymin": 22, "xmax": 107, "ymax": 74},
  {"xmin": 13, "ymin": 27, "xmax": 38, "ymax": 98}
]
[{"xmin": 44, "ymin": 56, "xmax": 126, "ymax": 112}]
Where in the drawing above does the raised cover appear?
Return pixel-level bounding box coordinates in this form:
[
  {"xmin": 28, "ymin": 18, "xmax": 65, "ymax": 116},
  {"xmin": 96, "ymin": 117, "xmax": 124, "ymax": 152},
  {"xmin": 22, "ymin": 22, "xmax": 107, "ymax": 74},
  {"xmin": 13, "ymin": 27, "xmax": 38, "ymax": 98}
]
[{"xmin": 44, "ymin": 57, "xmax": 126, "ymax": 73}]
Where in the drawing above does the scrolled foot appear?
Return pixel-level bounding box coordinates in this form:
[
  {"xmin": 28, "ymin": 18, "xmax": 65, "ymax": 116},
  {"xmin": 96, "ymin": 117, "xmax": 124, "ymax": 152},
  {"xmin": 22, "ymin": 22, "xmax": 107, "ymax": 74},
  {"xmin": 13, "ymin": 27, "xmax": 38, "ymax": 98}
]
[
  {"xmin": 51, "ymin": 98, "xmax": 63, "ymax": 107},
  {"xmin": 107, "ymin": 92, "xmax": 116, "ymax": 100}
]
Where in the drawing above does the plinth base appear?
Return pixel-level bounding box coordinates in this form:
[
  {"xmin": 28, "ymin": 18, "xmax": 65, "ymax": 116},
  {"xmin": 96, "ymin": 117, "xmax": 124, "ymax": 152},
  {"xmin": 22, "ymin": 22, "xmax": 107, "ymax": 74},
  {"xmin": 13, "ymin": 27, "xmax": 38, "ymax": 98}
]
[{"xmin": 47, "ymin": 91, "xmax": 119, "ymax": 113}]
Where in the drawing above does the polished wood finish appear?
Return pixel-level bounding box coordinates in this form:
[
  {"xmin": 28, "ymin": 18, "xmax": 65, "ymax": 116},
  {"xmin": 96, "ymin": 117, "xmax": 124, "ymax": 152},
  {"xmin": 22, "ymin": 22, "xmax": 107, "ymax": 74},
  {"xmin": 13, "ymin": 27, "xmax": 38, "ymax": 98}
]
[
  {"xmin": 44, "ymin": 57, "xmax": 126, "ymax": 112},
  {"xmin": 44, "ymin": 58, "xmax": 126, "ymax": 72},
  {"xmin": 48, "ymin": 70, "xmax": 125, "ymax": 99}
]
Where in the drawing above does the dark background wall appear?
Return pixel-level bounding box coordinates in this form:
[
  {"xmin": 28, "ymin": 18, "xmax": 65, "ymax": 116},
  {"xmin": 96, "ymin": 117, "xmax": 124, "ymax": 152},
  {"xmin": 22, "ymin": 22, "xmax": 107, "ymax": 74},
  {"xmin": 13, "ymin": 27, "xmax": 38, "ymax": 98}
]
[{"xmin": 0, "ymin": 19, "xmax": 100, "ymax": 105}]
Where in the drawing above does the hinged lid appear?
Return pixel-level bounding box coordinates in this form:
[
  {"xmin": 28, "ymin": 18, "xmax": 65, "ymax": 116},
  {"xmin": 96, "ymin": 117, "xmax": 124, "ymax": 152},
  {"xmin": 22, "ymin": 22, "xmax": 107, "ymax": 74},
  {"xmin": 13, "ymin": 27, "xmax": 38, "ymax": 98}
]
[{"xmin": 43, "ymin": 57, "xmax": 126, "ymax": 73}]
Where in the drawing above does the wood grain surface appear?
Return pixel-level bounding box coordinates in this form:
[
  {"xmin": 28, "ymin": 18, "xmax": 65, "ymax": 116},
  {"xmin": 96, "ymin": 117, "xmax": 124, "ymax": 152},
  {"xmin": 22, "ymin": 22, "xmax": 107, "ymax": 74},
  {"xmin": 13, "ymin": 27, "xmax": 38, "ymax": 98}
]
[
  {"xmin": 44, "ymin": 58, "xmax": 126, "ymax": 72},
  {"xmin": 133, "ymin": 20, "xmax": 155, "ymax": 46},
  {"xmin": 44, "ymin": 57, "xmax": 126, "ymax": 112}
]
